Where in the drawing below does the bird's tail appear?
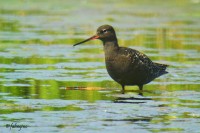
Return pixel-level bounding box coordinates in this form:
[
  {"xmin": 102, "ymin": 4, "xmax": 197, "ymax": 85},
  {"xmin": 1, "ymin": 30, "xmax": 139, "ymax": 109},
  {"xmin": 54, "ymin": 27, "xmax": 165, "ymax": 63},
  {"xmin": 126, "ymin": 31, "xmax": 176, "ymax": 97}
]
[
  {"xmin": 154, "ymin": 63, "xmax": 168, "ymax": 69},
  {"xmin": 154, "ymin": 62, "xmax": 169, "ymax": 76}
]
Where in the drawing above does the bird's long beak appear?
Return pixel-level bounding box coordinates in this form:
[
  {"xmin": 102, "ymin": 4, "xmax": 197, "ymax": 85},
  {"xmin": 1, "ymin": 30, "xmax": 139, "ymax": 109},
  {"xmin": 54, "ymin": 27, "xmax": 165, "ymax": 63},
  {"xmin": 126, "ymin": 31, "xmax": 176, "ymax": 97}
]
[{"xmin": 73, "ymin": 35, "xmax": 99, "ymax": 47}]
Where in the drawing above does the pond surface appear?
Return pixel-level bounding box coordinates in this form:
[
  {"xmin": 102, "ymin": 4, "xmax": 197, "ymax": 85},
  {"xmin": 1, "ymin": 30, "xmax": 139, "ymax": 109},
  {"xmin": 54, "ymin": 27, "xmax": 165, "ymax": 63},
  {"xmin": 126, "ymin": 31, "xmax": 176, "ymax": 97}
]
[{"xmin": 0, "ymin": 0, "xmax": 200, "ymax": 133}]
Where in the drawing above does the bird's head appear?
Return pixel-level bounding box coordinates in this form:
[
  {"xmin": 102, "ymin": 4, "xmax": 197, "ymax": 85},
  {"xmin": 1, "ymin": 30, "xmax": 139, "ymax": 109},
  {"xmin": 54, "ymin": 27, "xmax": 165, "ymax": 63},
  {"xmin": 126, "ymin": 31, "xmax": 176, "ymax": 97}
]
[{"xmin": 73, "ymin": 25, "xmax": 117, "ymax": 47}]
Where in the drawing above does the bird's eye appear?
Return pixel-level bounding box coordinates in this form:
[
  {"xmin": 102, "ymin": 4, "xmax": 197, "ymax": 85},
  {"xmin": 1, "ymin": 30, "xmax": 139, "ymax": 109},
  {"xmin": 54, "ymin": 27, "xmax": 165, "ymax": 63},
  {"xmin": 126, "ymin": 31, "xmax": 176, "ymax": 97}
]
[
  {"xmin": 100, "ymin": 29, "xmax": 108, "ymax": 34},
  {"xmin": 103, "ymin": 29, "xmax": 107, "ymax": 33}
]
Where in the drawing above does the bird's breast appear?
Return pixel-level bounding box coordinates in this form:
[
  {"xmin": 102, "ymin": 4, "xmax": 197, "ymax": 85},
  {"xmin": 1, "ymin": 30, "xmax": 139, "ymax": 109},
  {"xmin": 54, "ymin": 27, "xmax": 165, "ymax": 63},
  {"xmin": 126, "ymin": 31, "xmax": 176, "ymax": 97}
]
[{"xmin": 105, "ymin": 54, "xmax": 131, "ymax": 75}]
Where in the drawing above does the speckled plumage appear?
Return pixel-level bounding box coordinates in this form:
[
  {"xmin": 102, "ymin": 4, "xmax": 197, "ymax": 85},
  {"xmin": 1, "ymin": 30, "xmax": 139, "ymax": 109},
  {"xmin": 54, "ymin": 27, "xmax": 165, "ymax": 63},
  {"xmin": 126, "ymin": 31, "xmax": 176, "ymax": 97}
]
[{"xmin": 74, "ymin": 25, "xmax": 168, "ymax": 93}]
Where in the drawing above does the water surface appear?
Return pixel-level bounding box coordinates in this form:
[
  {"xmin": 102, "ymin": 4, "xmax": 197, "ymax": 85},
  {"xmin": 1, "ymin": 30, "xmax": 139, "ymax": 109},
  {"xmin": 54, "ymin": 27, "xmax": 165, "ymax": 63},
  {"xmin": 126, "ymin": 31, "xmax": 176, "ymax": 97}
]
[{"xmin": 0, "ymin": 0, "xmax": 200, "ymax": 133}]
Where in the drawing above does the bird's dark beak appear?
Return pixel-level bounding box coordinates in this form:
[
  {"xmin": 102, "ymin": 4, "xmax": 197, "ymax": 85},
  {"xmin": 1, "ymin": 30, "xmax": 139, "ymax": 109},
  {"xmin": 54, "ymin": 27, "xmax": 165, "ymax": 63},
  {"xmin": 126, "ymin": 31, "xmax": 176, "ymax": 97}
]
[{"xmin": 73, "ymin": 35, "xmax": 99, "ymax": 47}]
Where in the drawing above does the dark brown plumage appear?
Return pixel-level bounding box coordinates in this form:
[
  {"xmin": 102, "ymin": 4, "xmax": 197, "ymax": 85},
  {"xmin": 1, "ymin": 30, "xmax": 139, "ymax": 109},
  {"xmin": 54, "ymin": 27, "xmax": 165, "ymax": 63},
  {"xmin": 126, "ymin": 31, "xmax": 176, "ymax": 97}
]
[{"xmin": 73, "ymin": 25, "xmax": 168, "ymax": 93}]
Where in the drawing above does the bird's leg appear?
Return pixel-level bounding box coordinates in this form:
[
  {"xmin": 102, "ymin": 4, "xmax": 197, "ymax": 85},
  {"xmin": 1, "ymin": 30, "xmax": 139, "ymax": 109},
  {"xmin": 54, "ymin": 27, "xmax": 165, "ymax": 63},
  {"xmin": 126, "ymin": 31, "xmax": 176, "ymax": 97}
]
[
  {"xmin": 139, "ymin": 85, "xmax": 143, "ymax": 90},
  {"xmin": 138, "ymin": 85, "xmax": 143, "ymax": 96},
  {"xmin": 121, "ymin": 85, "xmax": 125, "ymax": 94}
]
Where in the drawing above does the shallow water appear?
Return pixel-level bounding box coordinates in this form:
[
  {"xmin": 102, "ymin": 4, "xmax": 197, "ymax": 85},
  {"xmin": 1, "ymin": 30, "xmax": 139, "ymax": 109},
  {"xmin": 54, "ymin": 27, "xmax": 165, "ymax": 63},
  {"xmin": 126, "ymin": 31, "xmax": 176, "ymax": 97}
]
[{"xmin": 0, "ymin": 0, "xmax": 200, "ymax": 133}]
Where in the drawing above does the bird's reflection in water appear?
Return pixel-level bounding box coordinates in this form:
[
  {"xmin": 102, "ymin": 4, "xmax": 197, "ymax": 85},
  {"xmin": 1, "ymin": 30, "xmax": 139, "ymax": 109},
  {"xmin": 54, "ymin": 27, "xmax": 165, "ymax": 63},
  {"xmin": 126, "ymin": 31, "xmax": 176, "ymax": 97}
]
[
  {"xmin": 114, "ymin": 96, "xmax": 152, "ymax": 104},
  {"xmin": 104, "ymin": 117, "xmax": 152, "ymax": 123},
  {"xmin": 113, "ymin": 90, "xmax": 152, "ymax": 104}
]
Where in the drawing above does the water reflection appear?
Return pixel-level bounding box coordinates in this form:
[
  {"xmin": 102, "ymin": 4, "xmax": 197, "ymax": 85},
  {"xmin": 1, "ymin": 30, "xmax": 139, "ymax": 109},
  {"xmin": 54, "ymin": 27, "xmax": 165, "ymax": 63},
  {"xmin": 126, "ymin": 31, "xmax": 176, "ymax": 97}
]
[
  {"xmin": 104, "ymin": 117, "xmax": 152, "ymax": 123},
  {"xmin": 114, "ymin": 96, "xmax": 152, "ymax": 104}
]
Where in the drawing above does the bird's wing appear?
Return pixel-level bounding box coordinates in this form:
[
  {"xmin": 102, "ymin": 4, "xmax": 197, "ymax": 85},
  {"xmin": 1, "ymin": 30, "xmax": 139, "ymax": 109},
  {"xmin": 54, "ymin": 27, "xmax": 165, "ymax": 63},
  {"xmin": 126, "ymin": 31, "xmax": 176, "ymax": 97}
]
[
  {"xmin": 117, "ymin": 47, "xmax": 168, "ymax": 82},
  {"xmin": 120, "ymin": 47, "xmax": 169, "ymax": 78},
  {"xmin": 119, "ymin": 47, "xmax": 154, "ymax": 67}
]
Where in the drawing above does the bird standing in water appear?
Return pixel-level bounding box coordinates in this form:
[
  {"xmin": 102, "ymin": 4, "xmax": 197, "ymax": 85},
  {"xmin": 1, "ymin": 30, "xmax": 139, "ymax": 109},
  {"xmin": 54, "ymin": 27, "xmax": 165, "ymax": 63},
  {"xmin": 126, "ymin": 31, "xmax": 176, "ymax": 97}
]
[{"xmin": 73, "ymin": 25, "xmax": 168, "ymax": 93}]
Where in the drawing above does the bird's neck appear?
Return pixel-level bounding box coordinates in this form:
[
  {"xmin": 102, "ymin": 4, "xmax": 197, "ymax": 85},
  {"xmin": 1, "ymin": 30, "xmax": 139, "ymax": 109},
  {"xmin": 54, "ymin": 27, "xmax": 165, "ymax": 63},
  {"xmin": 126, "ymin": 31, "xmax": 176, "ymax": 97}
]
[
  {"xmin": 103, "ymin": 40, "xmax": 119, "ymax": 56},
  {"xmin": 103, "ymin": 40, "xmax": 119, "ymax": 49}
]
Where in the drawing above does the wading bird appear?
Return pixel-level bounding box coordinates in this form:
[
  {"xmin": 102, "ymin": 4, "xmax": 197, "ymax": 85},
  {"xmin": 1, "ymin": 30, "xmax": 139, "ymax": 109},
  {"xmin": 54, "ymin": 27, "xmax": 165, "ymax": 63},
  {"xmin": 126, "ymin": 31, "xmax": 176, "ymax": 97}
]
[{"xmin": 74, "ymin": 25, "xmax": 168, "ymax": 93}]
